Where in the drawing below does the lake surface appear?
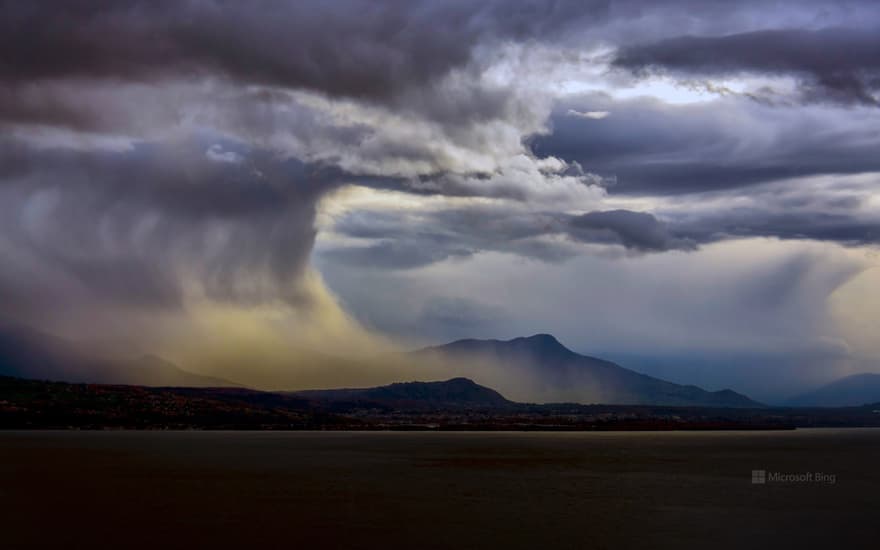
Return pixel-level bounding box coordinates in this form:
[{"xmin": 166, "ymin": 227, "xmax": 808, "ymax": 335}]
[{"xmin": 2, "ymin": 429, "xmax": 878, "ymax": 549}]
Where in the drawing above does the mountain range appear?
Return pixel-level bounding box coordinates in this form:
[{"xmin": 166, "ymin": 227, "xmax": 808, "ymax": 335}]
[
  {"xmin": 0, "ymin": 323, "xmax": 236, "ymax": 388},
  {"xmin": 415, "ymin": 334, "xmax": 762, "ymax": 407},
  {"xmin": 5, "ymin": 374, "xmax": 880, "ymax": 431},
  {"xmin": 292, "ymin": 377, "xmax": 512, "ymax": 410},
  {"xmin": 0, "ymin": 323, "xmax": 766, "ymax": 407},
  {"xmin": 786, "ymin": 373, "xmax": 880, "ymax": 407}
]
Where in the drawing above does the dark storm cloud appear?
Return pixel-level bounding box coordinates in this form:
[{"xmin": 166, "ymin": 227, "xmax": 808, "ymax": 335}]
[
  {"xmin": 0, "ymin": 139, "xmax": 331, "ymax": 218},
  {"xmin": 647, "ymin": 170, "xmax": 880, "ymax": 247},
  {"xmin": 570, "ymin": 210, "xmax": 696, "ymax": 252},
  {"xmin": 530, "ymin": 94, "xmax": 880, "ymax": 195},
  {"xmin": 614, "ymin": 28, "xmax": 880, "ymax": 106},
  {"xmin": 0, "ymin": 0, "xmax": 613, "ymax": 325},
  {"xmin": 674, "ymin": 209, "xmax": 880, "ymax": 246},
  {"xmin": 2, "ymin": 0, "xmax": 879, "ymax": 360},
  {"xmin": 0, "ymin": 0, "xmax": 607, "ymax": 104},
  {"xmin": 0, "ymin": 139, "xmax": 343, "ymax": 318},
  {"xmin": 325, "ymin": 165, "xmax": 880, "ymax": 270},
  {"xmin": 0, "ymin": 85, "xmax": 102, "ymax": 130},
  {"xmin": 322, "ymin": 204, "xmax": 576, "ymax": 269},
  {"xmin": 326, "ymin": 190, "xmax": 880, "ymax": 272},
  {"xmin": 322, "ymin": 203, "xmax": 700, "ymax": 271}
]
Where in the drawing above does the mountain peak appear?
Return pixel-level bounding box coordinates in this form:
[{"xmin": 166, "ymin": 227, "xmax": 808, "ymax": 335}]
[
  {"xmin": 422, "ymin": 333, "xmax": 578, "ymax": 362},
  {"xmin": 506, "ymin": 333, "xmax": 576, "ymax": 357},
  {"xmin": 514, "ymin": 332, "xmax": 562, "ymax": 346},
  {"xmin": 516, "ymin": 334, "xmax": 565, "ymax": 346},
  {"xmin": 416, "ymin": 333, "xmax": 760, "ymax": 407}
]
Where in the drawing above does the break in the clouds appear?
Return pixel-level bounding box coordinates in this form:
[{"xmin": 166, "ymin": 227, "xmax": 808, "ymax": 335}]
[
  {"xmin": 1, "ymin": 1, "xmax": 879, "ymax": 395},
  {"xmin": 614, "ymin": 28, "xmax": 880, "ymax": 107}
]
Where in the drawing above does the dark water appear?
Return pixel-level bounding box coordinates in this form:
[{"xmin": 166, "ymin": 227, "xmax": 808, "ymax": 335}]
[{"xmin": 1, "ymin": 429, "xmax": 878, "ymax": 549}]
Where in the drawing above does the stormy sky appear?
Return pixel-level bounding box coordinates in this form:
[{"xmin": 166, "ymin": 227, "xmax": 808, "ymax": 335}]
[{"xmin": 2, "ymin": 0, "xmax": 879, "ymax": 400}]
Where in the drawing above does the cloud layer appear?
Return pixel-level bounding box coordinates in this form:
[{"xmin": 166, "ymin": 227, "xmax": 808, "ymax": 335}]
[
  {"xmin": 1, "ymin": 1, "xmax": 879, "ymax": 396},
  {"xmin": 614, "ymin": 28, "xmax": 880, "ymax": 106}
]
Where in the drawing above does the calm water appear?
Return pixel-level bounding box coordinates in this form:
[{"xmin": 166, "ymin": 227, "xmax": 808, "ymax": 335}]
[{"xmin": 2, "ymin": 429, "xmax": 878, "ymax": 549}]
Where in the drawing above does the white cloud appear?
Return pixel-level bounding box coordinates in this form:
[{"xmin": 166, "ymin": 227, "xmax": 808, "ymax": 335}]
[
  {"xmin": 205, "ymin": 144, "xmax": 244, "ymax": 164},
  {"xmin": 566, "ymin": 109, "xmax": 610, "ymax": 119}
]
